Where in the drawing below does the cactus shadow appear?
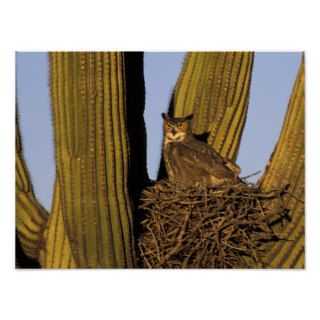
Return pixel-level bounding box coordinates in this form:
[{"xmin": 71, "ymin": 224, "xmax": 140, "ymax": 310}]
[
  {"xmin": 124, "ymin": 52, "xmax": 152, "ymax": 249},
  {"xmin": 15, "ymin": 232, "xmax": 40, "ymax": 269}
]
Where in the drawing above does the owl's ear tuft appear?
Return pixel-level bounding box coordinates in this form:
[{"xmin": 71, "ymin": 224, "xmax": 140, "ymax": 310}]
[
  {"xmin": 185, "ymin": 114, "xmax": 193, "ymax": 121},
  {"xmin": 162, "ymin": 113, "xmax": 169, "ymax": 121}
]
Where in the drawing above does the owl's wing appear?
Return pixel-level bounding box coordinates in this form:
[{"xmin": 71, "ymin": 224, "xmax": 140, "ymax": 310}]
[
  {"xmin": 174, "ymin": 142, "xmax": 236, "ymax": 180},
  {"xmin": 190, "ymin": 140, "xmax": 241, "ymax": 175},
  {"xmin": 221, "ymin": 156, "xmax": 241, "ymax": 175}
]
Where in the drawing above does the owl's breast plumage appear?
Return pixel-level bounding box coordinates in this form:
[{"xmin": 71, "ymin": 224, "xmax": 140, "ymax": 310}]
[
  {"xmin": 163, "ymin": 143, "xmax": 175, "ymax": 180},
  {"xmin": 163, "ymin": 138, "xmax": 237, "ymax": 187}
]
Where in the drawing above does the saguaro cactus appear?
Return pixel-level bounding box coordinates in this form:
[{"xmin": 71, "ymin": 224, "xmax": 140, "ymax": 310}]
[
  {"xmin": 50, "ymin": 52, "xmax": 136, "ymax": 268},
  {"xmin": 16, "ymin": 115, "xmax": 48, "ymax": 261},
  {"xmin": 259, "ymin": 56, "xmax": 305, "ymax": 268},
  {"xmin": 173, "ymin": 52, "xmax": 254, "ymax": 160},
  {"xmin": 16, "ymin": 51, "xmax": 303, "ymax": 269}
]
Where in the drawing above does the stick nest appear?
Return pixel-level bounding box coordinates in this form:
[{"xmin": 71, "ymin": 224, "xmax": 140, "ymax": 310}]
[{"xmin": 138, "ymin": 179, "xmax": 290, "ymax": 268}]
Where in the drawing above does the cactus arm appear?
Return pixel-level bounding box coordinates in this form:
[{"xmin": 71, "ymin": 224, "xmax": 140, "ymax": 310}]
[
  {"xmin": 258, "ymin": 56, "xmax": 305, "ymax": 268},
  {"xmin": 211, "ymin": 53, "xmax": 253, "ymax": 159},
  {"xmin": 16, "ymin": 117, "xmax": 48, "ymax": 261},
  {"xmin": 39, "ymin": 179, "xmax": 76, "ymax": 268},
  {"xmin": 173, "ymin": 52, "xmax": 254, "ymax": 161},
  {"xmin": 50, "ymin": 52, "xmax": 135, "ymax": 268}
]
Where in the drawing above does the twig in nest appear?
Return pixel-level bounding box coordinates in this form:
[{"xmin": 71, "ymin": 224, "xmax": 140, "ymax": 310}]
[
  {"xmin": 240, "ymin": 171, "xmax": 262, "ymax": 180},
  {"xmin": 138, "ymin": 179, "xmax": 295, "ymax": 269}
]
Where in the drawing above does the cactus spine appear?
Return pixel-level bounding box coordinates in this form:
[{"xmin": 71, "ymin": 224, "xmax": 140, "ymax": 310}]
[
  {"xmin": 16, "ymin": 117, "xmax": 48, "ymax": 261},
  {"xmin": 173, "ymin": 52, "xmax": 254, "ymax": 160},
  {"xmin": 259, "ymin": 56, "xmax": 305, "ymax": 268},
  {"xmin": 50, "ymin": 52, "xmax": 135, "ymax": 268}
]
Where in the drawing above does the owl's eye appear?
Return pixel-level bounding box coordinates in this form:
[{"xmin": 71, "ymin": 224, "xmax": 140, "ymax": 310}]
[
  {"xmin": 165, "ymin": 123, "xmax": 171, "ymax": 130},
  {"xmin": 178, "ymin": 123, "xmax": 187, "ymax": 130}
]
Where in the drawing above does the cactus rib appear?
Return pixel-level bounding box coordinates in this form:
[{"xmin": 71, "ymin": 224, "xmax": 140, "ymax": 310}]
[
  {"xmin": 16, "ymin": 116, "xmax": 48, "ymax": 261},
  {"xmin": 50, "ymin": 52, "xmax": 135, "ymax": 268},
  {"xmin": 39, "ymin": 179, "xmax": 76, "ymax": 268},
  {"xmin": 259, "ymin": 56, "xmax": 305, "ymax": 268},
  {"xmin": 173, "ymin": 52, "xmax": 254, "ymax": 161}
]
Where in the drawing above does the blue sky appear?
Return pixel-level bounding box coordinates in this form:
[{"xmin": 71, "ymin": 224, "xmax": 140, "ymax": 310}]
[{"xmin": 16, "ymin": 52, "xmax": 302, "ymax": 211}]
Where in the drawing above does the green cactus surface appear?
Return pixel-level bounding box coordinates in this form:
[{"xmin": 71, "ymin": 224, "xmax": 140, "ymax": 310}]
[
  {"xmin": 16, "ymin": 118, "xmax": 48, "ymax": 261},
  {"xmin": 50, "ymin": 52, "xmax": 135, "ymax": 268},
  {"xmin": 173, "ymin": 52, "xmax": 254, "ymax": 160},
  {"xmin": 39, "ymin": 179, "xmax": 76, "ymax": 268},
  {"xmin": 258, "ymin": 56, "xmax": 305, "ymax": 268}
]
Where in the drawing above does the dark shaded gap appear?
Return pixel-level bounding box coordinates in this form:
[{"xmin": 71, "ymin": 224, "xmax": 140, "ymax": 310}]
[
  {"xmin": 15, "ymin": 233, "xmax": 40, "ymax": 269},
  {"xmin": 124, "ymin": 52, "xmax": 150, "ymax": 261}
]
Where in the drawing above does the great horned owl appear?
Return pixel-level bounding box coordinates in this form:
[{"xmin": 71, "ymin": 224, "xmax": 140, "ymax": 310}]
[{"xmin": 162, "ymin": 113, "xmax": 241, "ymax": 187}]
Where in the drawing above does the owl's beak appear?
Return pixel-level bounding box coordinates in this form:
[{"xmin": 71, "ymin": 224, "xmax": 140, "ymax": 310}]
[
  {"xmin": 171, "ymin": 127, "xmax": 177, "ymax": 135},
  {"xmin": 165, "ymin": 131, "xmax": 186, "ymax": 142}
]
